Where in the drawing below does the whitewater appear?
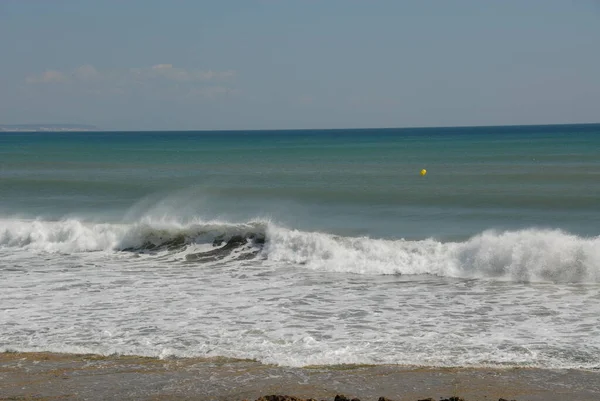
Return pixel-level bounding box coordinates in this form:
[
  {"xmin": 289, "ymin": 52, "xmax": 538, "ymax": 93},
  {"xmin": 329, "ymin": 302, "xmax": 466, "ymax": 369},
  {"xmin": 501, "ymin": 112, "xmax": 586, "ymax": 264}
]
[
  {"xmin": 2, "ymin": 216, "xmax": 600, "ymax": 369},
  {"xmin": 2, "ymin": 217, "xmax": 599, "ymax": 282},
  {"xmin": 1, "ymin": 126, "xmax": 599, "ymax": 370}
]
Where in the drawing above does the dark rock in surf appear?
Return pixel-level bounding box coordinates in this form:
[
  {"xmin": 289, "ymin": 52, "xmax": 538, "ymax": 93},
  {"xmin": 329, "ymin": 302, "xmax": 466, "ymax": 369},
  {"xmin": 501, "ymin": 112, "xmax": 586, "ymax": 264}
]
[
  {"xmin": 255, "ymin": 396, "xmax": 307, "ymax": 401},
  {"xmin": 250, "ymin": 396, "xmax": 513, "ymax": 401},
  {"xmin": 334, "ymin": 395, "xmax": 358, "ymax": 401}
]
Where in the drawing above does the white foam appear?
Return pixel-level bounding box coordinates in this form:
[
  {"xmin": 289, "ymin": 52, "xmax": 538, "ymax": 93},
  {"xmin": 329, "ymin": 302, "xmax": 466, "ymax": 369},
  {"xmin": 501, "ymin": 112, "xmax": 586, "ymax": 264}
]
[
  {"xmin": 265, "ymin": 226, "xmax": 600, "ymax": 283},
  {"xmin": 2, "ymin": 221, "xmax": 600, "ymax": 369},
  {"xmin": 1, "ymin": 217, "xmax": 599, "ymax": 283},
  {"xmin": 0, "ymin": 218, "xmax": 124, "ymax": 252},
  {"xmin": 0, "ymin": 217, "xmax": 267, "ymax": 254}
]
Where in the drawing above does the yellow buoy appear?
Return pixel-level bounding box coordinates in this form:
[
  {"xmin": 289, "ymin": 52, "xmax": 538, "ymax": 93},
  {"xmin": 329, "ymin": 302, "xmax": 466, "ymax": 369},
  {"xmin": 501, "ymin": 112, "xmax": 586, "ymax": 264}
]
[{"xmin": 420, "ymin": 169, "xmax": 427, "ymax": 176}]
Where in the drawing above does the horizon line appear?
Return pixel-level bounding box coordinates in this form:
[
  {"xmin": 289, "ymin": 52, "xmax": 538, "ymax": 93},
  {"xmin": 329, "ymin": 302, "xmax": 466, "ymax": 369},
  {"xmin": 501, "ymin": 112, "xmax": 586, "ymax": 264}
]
[{"xmin": 1, "ymin": 121, "xmax": 599, "ymax": 133}]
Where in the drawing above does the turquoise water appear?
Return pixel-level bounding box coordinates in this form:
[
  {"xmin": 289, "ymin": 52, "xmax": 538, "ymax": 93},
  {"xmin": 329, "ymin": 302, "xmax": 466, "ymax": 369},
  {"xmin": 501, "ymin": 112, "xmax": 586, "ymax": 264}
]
[
  {"xmin": 2, "ymin": 124, "xmax": 599, "ymax": 239},
  {"xmin": 1, "ymin": 124, "xmax": 600, "ymax": 368}
]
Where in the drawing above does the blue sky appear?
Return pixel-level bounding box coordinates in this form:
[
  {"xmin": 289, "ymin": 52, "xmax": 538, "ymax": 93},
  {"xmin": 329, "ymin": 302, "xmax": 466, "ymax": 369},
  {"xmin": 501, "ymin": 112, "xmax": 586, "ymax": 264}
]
[{"xmin": 1, "ymin": 0, "xmax": 599, "ymax": 130}]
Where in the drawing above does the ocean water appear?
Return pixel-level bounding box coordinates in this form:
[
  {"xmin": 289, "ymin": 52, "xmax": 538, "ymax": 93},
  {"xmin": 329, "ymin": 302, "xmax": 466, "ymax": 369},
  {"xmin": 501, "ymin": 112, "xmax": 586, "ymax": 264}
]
[{"xmin": 1, "ymin": 124, "xmax": 599, "ymax": 369}]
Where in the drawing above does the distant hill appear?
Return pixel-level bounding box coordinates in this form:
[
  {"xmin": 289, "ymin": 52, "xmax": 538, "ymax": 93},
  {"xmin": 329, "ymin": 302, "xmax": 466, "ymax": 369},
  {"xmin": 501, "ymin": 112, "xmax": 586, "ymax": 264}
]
[{"xmin": 0, "ymin": 124, "xmax": 97, "ymax": 132}]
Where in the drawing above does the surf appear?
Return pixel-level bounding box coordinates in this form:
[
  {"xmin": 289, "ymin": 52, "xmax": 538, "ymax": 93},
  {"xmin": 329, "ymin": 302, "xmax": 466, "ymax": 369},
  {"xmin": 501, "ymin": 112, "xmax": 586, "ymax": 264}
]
[{"xmin": 1, "ymin": 216, "xmax": 599, "ymax": 283}]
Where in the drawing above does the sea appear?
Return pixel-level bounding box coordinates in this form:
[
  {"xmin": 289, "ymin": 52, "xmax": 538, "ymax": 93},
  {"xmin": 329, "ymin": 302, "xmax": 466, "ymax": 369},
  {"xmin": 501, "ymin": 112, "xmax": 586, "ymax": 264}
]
[{"xmin": 1, "ymin": 124, "xmax": 599, "ymax": 370}]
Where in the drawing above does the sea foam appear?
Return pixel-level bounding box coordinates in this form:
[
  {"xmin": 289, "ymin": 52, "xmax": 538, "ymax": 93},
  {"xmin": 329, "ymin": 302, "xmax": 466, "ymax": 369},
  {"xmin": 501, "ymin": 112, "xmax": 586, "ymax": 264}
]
[
  {"xmin": 1, "ymin": 217, "xmax": 599, "ymax": 282},
  {"xmin": 266, "ymin": 225, "xmax": 600, "ymax": 282}
]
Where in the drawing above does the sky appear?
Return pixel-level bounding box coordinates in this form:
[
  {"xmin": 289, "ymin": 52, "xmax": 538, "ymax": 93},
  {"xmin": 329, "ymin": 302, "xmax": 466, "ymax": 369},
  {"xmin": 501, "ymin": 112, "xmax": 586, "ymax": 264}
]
[{"xmin": 1, "ymin": 0, "xmax": 599, "ymax": 131}]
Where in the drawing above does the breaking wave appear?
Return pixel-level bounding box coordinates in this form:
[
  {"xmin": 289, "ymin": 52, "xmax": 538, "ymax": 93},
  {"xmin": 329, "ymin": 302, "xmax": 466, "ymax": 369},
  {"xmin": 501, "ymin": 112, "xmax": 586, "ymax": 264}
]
[
  {"xmin": 0, "ymin": 217, "xmax": 264, "ymax": 251},
  {"xmin": 1, "ymin": 217, "xmax": 599, "ymax": 283}
]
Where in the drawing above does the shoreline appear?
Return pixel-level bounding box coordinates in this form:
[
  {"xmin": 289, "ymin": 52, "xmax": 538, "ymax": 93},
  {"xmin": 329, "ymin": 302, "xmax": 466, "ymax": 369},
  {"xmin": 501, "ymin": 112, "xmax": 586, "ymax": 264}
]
[{"xmin": 1, "ymin": 352, "xmax": 599, "ymax": 401}]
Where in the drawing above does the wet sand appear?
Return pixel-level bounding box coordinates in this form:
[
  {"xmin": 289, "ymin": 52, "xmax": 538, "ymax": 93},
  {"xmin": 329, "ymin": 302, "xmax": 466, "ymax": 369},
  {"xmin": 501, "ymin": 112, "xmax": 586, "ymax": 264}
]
[{"xmin": 1, "ymin": 352, "xmax": 599, "ymax": 401}]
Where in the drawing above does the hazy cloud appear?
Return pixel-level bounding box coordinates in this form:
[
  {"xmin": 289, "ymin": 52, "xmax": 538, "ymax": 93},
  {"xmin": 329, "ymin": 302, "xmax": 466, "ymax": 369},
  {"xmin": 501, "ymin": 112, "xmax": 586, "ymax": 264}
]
[
  {"xmin": 133, "ymin": 64, "xmax": 236, "ymax": 82},
  {"xmin": 73, "ymin": 64, "xmax": 99, "ymax": 80},
  {"xmin": 297, "ymin": 95, "xmax": 314, "ymax": 105},
  {"xmin": 24, "ymin": 64, "xmax": 237, "ymax": 99},
  {"xmin": 26, "ymin": 64, "xmax": 235, "ymax": 85},
  {"xmin": 187, "ymin": 86, "xmax": 238, "ymax": 98},
  {"xmin": 25, "ymin": 70, "xmax": 66, "ymax": 84}
]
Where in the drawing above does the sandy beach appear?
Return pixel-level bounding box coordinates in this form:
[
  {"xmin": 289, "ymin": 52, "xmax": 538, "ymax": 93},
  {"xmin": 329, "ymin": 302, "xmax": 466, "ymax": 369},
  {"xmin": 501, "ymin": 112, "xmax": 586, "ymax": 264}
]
[{"xmin": 1, "ymin": 352, "xmax": 598, "ymax": 401}]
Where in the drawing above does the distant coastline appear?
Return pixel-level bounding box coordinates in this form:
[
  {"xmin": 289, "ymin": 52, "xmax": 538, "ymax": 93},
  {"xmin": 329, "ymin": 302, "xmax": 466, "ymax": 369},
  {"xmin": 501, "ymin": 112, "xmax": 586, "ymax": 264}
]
[
  {"xmin": 0, "ymin": 124, "xmax": 97, "ymax": 132},
  {"xmin": 1, "ymin": 122, "xmax": 598, "ymax": 133}
]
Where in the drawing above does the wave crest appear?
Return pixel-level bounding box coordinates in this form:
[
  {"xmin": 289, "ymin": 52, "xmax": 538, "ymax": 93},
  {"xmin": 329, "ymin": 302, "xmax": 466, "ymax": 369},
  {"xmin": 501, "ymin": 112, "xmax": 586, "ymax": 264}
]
[
  {"xmin": 265, "ymin": 226, "xmax": 600, "ymax": 283},
  {"xmin": 0, "ymin": 218, "xmax": 266, "ymax": 256},
  {"xmin": 1, "ymin": 217, "xmax": 599, "ymax": 282}
]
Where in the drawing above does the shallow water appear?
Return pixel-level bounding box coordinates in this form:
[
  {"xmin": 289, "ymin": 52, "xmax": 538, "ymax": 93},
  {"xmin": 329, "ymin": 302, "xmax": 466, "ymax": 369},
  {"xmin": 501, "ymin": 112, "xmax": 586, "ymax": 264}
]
[{"xmin": 1, "ymin": 125, "xmax": 599, "ymax": 369}]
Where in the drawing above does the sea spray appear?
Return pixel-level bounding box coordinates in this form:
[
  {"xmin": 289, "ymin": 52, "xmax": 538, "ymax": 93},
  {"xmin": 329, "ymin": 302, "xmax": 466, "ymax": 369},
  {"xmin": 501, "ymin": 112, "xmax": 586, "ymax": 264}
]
[{"xmin": 2, "ymin": 217, "xmax": 599, "ymax": 283}]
